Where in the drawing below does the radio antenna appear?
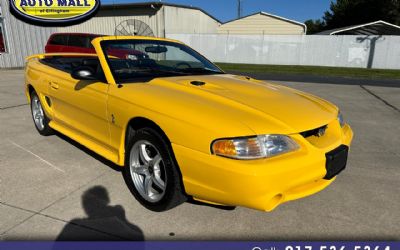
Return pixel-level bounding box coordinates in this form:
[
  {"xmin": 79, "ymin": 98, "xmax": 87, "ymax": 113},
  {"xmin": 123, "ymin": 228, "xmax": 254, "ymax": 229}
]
[
  {"xmin": 113, "ymin": 0, "xmax": 117, "ymax": 38},
  {"xmin": 237, "ymin": 0, "xmax": 243, "ymax": 18}
]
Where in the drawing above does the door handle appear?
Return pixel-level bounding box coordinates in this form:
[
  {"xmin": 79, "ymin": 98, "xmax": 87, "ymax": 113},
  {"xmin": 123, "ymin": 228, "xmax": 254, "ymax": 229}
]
[{"xmin": 50, "ymin": 82, "xmax": 59, "ymax": 89}]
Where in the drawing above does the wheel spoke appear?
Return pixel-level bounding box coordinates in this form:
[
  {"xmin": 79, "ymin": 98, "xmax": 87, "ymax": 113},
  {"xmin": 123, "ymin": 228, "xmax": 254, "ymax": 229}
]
[
  {"xmin": 35, "ymin": 100, "xmax": 40, "ymax": 110},
  {"xmin": 152, "ymin": 173, "xmax": 165, "ymax": 191},
  {"xmin": 144, "ymin": 175, "xmax": 153, "ymax": 195},
  {"xmin": 132, "ymin": 166, "xmax": 147, "ymax": 175},
  {"xmin": 151, "ymin": 154, "xmax": 161, "ymax": 164},
  {"xmin": 139, "ymin": 144, "xmax": 152, "ymax": 164},
  {"xmin": 151, "ymin": 156, "xmax": 165, "ymax": 190}
]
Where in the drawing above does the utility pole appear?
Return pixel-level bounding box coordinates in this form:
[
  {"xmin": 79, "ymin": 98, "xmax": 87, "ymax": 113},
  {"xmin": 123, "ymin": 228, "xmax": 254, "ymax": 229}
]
[{"xmin": 238, "ymin": 0, "xmax": 242, "ymax": 18}]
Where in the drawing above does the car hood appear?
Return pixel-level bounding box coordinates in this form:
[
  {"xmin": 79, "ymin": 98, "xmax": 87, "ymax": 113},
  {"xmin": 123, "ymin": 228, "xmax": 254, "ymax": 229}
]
[{"xmin": 124, "ymin": 74, "xmax": 338, "ymax": 135}]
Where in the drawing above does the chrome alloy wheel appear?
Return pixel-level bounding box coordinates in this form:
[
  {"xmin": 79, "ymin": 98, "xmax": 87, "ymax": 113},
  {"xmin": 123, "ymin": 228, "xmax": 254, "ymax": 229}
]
[
  {"xmin": 129, "ymin": 140, "xmax": 167, "ymax": 202},
  {"xmin": 31, "ymin": 95, "xmax": 45, "ymax": 131}
]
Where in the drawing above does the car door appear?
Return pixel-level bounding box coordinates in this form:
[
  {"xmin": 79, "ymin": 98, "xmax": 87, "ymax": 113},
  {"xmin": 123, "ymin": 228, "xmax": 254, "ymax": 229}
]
[{"xmin": 48, "ymin": 57, "xmax": 112, "ymax": 153}]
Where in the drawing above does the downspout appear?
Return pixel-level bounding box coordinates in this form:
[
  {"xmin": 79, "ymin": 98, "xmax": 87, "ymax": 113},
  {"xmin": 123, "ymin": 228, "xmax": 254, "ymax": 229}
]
[{"xmin": 163, "ymin": 5, "xmax": 166, "ymax": 38}]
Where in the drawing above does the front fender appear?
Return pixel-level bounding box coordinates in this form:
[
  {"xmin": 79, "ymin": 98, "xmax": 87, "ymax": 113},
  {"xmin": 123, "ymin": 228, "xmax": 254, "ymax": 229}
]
[
  {"xmin": 25, "ymin": 60, "xmax": 55, "ymax": 120},
  {"xmin": 107, "ymin": 85, "xmax": 254, "ymax": 165}
]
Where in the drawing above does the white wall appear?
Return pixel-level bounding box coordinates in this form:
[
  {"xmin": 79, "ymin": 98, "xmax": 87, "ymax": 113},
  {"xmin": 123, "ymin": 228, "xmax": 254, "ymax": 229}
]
[
  {"xmin": 164, "ymin": 6, "xmax": 220, "ymax": 35},
  {"xmin": 168, "ymin": 34, "xmax": 400, "ymax": 70}
]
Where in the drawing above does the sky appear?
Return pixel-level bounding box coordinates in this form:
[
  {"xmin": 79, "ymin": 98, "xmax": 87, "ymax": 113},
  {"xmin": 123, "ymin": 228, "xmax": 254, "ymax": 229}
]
[{"xmin": 101, "ymin": 0, "xmax": 332, "ymax": 23}]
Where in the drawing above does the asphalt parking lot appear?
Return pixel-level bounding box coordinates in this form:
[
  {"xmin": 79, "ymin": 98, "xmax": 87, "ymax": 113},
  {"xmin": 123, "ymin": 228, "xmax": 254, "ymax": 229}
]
[{"xmin": 0, "ymin": 69, "xmax": 399, "ymax": 240}]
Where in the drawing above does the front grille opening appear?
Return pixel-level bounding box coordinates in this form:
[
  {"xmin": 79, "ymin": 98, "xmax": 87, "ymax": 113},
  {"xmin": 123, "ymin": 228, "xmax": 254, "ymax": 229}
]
[{"xmin": 300, "ymin": 125, "xmax": 328, "ymax": 138}]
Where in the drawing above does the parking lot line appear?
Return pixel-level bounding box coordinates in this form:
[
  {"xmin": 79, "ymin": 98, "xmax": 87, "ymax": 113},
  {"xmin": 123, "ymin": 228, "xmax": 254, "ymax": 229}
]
[
  {"xmin": 8, "ymin": 140, "xmax": 65, "ymax": 173},
  {"xmin": 0, "ymin": 104, "xmax": 28, "ymax": 110},
  {"xmin": 360, "ymin": 85, "xmax": 400, "ymax": 113}
]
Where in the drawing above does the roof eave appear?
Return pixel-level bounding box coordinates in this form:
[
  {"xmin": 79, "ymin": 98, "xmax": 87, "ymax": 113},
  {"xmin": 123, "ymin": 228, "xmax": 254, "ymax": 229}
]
[{"xmin": 259, "ymin": 12, "xmax": 307, "ymax": 33}]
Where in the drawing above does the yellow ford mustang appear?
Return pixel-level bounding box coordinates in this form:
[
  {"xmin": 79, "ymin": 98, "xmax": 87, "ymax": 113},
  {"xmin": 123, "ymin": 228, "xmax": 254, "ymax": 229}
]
[{"xmin": 25, "ymin": 36, "xmax": 353, "ymax": 212}]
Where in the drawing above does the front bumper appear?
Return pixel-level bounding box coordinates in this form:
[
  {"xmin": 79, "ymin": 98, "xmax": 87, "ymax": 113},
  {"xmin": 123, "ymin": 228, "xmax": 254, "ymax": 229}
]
[{"xmin": 173, "ymin": 124, "xmax": 354, "ymax": 211}]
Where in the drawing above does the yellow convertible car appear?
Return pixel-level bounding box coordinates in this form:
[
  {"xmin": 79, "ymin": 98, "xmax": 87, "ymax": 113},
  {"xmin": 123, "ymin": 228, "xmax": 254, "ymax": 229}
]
[{"xmin": 25, "ymin": 36, "xmax": 353, "ymax": 212}]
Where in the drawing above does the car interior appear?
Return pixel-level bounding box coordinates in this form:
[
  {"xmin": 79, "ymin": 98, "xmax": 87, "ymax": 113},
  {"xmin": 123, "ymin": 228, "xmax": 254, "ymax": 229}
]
[{"xmin": 41, "ymin": 57, "xmax": 106, "ymax": 81}]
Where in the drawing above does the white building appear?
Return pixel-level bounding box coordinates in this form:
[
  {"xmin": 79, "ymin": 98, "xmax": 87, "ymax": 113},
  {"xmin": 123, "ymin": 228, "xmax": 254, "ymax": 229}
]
[
  {"xmin": 218, "ymin": 12, "xmax": 306, "ymax": 35},
  {"xmin": 0, "ymin": 1, "xmax": 221, "ymax": 68}
]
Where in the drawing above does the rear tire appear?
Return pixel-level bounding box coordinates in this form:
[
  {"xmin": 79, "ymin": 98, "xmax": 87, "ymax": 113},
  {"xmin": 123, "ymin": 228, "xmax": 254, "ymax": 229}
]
[
  {"xmin": 30, "ymin": 91, "xmax": 53, "ymax": 136},
  {"xmin": 123, "ymin": 128, "xmax": 186, "ymax": 212}
]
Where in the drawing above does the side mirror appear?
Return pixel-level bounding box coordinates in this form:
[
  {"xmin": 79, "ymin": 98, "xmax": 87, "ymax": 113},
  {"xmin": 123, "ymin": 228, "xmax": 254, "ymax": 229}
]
[{"xmin": 71, "ymin": 66, "xmax": 97, "ymax": 80}]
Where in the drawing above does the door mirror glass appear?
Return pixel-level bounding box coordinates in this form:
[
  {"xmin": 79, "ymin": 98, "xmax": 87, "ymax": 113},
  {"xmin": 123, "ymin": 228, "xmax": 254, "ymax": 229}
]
[{"xmin": 71, "ymin": 66, "xmax": 97, "ymax": 80}]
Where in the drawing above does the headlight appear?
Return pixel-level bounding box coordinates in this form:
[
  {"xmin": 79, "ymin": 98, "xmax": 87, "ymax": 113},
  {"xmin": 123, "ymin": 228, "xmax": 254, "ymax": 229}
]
[
  {"xmin": 211, "ymin": 135, "xmax": 299, "ymax": 160},
  {"xmin": 338, "ymin": 111, "xmax": 345, "ymax": 127},
  {"xmin": 126, "ymin": 54, "xmax": 138, "ymax": 60}
]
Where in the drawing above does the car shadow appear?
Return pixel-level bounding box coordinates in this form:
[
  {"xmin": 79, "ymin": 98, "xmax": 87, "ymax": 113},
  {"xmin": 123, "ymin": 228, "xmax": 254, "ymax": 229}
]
[
  {"xmin": 187, "ymin": 197, "xmax": 236, "ymax": 211},
  {"xmin": 55, "ymin": 185, "xmax": 144, "ymax": 241},
  {"xmin": 55, "ymin": 132, "xmax": 121, "ymax": 172},
  {"xmin": 74, "ymin": 80, "xmax": 96, "ymax": 91}
]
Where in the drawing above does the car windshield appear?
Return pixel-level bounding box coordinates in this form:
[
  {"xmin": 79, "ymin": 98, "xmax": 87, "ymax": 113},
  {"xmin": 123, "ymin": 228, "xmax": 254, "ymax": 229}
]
[{"xmin": 101, "ymin": 39, "xmax": 224, "ymax": 83}]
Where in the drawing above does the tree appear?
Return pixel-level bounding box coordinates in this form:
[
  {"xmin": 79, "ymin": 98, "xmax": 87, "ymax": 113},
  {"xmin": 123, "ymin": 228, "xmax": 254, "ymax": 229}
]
[
  {"xmin": 324, "ymin": 0, "xmax": 400, "ymax": 29},
  {"xmin": 305, "ymin": 19, "xmax": 325, "ymax": 34},
  {"xmin": 306, "ymin": 0, "xmax": 400, "ymax": 34}
]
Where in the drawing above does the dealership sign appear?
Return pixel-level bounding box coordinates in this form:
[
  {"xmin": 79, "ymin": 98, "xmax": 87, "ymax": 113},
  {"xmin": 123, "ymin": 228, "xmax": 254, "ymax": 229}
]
[{"xmin": 9, "ymin": 0, "xmax": 100, "ymax": 26}]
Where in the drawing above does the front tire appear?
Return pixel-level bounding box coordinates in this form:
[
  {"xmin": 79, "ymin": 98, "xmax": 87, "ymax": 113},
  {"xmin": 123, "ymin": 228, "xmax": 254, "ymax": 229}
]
[
  {"xmin": 123, "ymin": 128, "xmax": 186, "ymax": 212},
  {"xmin": 30, "ymin": 91, "xmax": 53, "ymax": 136}
]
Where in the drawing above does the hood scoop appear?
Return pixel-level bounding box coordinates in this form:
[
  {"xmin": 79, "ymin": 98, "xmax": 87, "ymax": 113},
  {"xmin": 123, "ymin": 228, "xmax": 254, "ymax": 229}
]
[
  {"xmin": 190, "ymin": 81, "xmax": 206, "ymax": 86},
  {"xmin": 174, "ymin": 78, "xmax": 227, "ymax": 90}
]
